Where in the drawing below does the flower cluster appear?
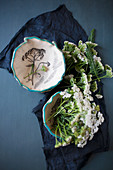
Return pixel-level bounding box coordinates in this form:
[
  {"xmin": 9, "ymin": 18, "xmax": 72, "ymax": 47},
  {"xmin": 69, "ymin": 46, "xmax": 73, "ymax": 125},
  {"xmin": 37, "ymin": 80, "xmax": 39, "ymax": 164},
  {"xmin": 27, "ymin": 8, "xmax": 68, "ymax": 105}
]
[
  {"xmin": 54, "ymin": 75, "xmax": 104, "ymax": 148},
  {"xmin": 46, "ymin": 30, "xmax": 113, "ymax": 149},
  {"xmin": 63, "ymin": 39, "xmax": 113, "ymax": 81}
]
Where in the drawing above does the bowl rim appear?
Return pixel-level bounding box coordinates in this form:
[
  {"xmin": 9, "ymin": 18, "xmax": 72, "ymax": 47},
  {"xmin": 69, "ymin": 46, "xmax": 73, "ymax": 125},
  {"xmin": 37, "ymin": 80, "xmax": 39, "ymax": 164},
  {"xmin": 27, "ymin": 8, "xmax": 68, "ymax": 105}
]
[
  {"xmin": 11, "ymin": 36, "xmax": 66, "ymax": 92},
  {"xmin": 42, "ymin": 91, "xmax": 62, "ymax": 138}
]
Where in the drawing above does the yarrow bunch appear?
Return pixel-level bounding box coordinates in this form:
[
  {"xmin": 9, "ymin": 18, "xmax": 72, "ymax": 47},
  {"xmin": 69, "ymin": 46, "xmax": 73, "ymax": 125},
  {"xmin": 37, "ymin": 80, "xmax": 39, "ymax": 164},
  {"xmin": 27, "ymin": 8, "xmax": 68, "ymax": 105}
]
[{"xmin": 46, "ymin": 29, "xmax": 113, "ymax": 148}]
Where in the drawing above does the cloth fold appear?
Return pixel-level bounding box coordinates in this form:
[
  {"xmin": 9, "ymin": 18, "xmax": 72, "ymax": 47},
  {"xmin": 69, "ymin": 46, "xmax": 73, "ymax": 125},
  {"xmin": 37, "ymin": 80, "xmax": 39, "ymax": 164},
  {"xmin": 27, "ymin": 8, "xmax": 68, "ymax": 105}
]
[{"xmin": 0, "ymin": 4, "xmax": 109, "ymax": 170}]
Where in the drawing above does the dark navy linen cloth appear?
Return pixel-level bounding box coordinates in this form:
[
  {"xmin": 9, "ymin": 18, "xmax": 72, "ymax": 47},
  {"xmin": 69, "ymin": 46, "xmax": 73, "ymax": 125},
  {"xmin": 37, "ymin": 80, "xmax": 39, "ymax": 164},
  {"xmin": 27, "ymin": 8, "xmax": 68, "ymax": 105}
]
[{"xmin": 0, "ymin": 5, "xmax": 109, "ymax": 170}]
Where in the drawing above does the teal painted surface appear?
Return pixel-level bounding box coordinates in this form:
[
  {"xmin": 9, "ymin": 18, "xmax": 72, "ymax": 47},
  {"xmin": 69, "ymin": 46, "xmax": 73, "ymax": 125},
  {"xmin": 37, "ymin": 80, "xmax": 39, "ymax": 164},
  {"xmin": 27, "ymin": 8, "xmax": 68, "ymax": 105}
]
[
  {"xmin": 11, "ymin": 36, "xmax": 66, "ymax": 92},
  {"xmin": 43, "ymin": 91, "xmax": 62, "ymax": 139},
  {"xmin": 0, "ymin": 0, "xmax": 113, "ymax": 170}
]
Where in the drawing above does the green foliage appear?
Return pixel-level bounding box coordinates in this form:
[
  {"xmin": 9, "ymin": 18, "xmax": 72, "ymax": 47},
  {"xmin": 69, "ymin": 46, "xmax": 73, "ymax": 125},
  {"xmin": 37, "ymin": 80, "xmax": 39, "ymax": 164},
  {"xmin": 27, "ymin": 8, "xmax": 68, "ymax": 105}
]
[
  {"xmin": 88, "ymin": 28, "xmax": 95, "ymax": 42},
  {"xmin": 62, "ymin": 30, "xmax": 113, "ymax": 84},
  {"xmin": 105, "ymin": 69, "xmax": 113, "ymax": 78},
  {"xmin": 90, "ymin": 81, "xmax": 98, "ymax": 92},
  {"xmin": 50, "ymin": 29, "xmax": 113, "ymax": 149},
  {"xmin": 104, "ymin": 64, "xmax": 113, "ymax": 78},
  {"xmin": 95, "ymin": 105, "xmax": 100, "ymax": 112},
  {"xmin": 78, "ymin": 40, "xmax": 87, "ymax": 52},
  {"xmin": 85, "ymin": 46, "xmax": 100, "ymax": 80},
  {"xmin": 87, "ymin": 74, "xmax": 92, "ymax": 82}
]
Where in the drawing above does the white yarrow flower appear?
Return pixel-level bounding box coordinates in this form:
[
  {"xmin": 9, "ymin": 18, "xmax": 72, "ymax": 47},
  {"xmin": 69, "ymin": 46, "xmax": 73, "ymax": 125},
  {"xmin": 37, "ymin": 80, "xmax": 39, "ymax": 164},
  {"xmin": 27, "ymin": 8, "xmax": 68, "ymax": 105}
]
[
  {"xmin": 95, "ymin": 94, "xmax": 103, "ymax": 99},
  {"xmin": 59, "ymin": 77, "xmax": 104, "ymax": 148},
  {"xmin": 68, "ymin": 42, "xmax": 76, "ymax": 46},
  {"xmin": 66, "ymin": 136, "xmax": 72, "ymax": 143},
  {"xmin": 77, "ymin": 140, "xmax": 87, "ymax": 148},
  {"xmin": 62, "ymin": 92, "xmax": 71, "ymax": 99},
  {"xmin": 72, "ymin": 84, "xmax": 80, "ymax": 92},
  {"xmin": 93, "ymin": 126, "xmax": 99, "ymax": 133},
  {"xmin": 89, "ymin": 134, "xmax": 94, "ymax": 141},
  {"xmin": 78, "ymin": 135, "xmax": 82, "ymax": 139},
  {"xmin": 62, "ymin": 142, "xmax": 68, "ymax": 147},
  {"xmin": 71, "ymin": 126, "xmax": 76, "ymax": 133},
  {"xmin": 93, "ymin": 55, "xmax": 101, "ymax": 62},
  {"xmin": 70, "ymin": 101, "xmax": 74, "ymax": 109}
]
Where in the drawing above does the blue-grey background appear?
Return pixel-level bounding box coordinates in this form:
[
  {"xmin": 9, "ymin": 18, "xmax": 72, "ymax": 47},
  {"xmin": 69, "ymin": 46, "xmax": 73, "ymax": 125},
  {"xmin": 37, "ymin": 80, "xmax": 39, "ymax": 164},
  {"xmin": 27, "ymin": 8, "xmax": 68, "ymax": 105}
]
[{"xmin": 0, "ymin": 0, "xmax": 113, "ymax": 170}]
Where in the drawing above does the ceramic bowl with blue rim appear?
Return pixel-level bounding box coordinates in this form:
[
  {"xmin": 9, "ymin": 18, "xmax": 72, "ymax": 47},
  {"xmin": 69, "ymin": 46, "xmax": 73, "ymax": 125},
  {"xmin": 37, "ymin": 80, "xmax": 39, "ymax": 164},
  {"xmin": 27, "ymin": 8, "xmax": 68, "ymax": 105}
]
[
  {"xmin": 43, "ymin": 91, "xmax": 61, "ymax": 138},
  {"xmin": 11, "ymin": 37, "xmax": 65, "ymax": 92}
]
